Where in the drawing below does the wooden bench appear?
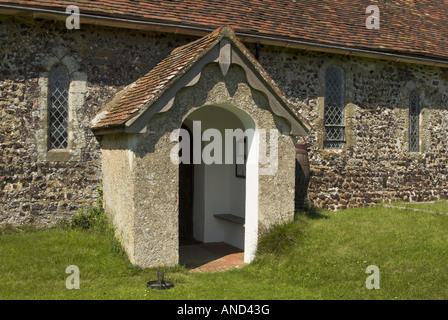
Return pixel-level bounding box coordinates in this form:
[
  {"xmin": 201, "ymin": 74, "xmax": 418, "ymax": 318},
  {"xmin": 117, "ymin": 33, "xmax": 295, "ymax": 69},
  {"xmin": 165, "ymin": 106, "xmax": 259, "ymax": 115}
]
[{"xmin": 213, "ymin": 214, "xmax": 245, "ymax": 227}]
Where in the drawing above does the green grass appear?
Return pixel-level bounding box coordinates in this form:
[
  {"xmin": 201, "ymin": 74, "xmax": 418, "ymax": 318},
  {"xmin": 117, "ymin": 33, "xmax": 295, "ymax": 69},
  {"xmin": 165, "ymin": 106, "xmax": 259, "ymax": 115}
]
[
  {"xmin": 1, "ymin": 201, "xmax": 447, "ymax": 300},
  {"xmin": 387, "ymin": 200, "xmax": 448, "ymax": 215}
]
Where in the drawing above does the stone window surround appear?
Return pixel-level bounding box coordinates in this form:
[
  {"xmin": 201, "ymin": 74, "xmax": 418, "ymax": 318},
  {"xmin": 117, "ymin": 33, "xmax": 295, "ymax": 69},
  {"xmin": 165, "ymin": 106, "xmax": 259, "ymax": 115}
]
[
  {"xmin": 316, "ymin": 61, "xmax": 355, "ymax": 152},
  {"xmin": 316, "ymin": 63, "xmax": 432, "ymax": 155},
  {"xmin": 36, "ymin": 50, "xmax": 87, "ymax": 162}
]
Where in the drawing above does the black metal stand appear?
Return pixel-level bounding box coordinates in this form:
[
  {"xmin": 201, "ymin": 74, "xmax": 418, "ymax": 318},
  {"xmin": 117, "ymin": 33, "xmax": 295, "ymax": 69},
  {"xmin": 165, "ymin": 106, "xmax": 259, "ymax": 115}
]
[{"xmin": 147, "ymin": 269, "xmax": 174, "ymax": 290}]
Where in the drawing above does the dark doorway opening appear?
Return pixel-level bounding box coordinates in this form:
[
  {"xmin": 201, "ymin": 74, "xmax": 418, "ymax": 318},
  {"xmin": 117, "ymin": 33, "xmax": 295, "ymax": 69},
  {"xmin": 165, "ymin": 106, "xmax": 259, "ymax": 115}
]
[{"xmin": 178, "ymin": 124, "xmax": 196, "ymax": 245}]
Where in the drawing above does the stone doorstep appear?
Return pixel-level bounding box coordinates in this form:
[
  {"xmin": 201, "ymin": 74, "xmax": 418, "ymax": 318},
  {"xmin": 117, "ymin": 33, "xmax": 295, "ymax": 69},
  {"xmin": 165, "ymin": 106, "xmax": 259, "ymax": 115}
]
[
  {"xmin": 179, "ymin": 242, "xmax": 246, "ymax": 273},
  {"xmin": 188, "ymin": 252, "xmax": 246, "ymax": 273}
]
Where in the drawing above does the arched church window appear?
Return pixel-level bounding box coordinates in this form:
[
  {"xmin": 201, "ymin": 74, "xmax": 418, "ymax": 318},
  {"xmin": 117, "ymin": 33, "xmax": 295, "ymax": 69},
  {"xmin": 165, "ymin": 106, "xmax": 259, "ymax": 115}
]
[
  {"xmin": 48, "ymin": 64, "xmax": 70, "ymax": 150},
  {"xmin": 324, "ymin": 66, "xmax": 345, "ymax": 149}
]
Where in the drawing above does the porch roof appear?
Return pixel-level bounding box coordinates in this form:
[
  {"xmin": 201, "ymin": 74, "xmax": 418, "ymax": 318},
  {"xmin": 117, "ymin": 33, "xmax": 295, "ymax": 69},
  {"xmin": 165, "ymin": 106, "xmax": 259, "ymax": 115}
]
[{"xmin": 90, "ymin": 25, "xmax": 312, "ymax": 136}]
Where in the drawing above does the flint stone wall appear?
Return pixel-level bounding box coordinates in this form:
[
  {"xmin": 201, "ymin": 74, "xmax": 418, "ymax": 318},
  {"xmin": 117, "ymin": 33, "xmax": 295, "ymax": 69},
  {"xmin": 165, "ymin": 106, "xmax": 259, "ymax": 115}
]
[
  {"xmin": 251, "ymin": 44, "xmax": 448, "ymax": 210},
  {"xmin": 0, "ymin": 15, "xmax": 195, "ymax": 226},
  {"xmin": 1, "ymin": 14, "xmax": 448, "ymax": 229}
]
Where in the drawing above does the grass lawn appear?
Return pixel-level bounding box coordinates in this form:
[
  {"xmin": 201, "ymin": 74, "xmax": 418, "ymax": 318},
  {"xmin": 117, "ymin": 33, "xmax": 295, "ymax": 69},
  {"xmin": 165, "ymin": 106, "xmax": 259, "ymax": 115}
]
[{"xmin": 1, "ymin": 201, "xmax": 447, "ymax": 300}]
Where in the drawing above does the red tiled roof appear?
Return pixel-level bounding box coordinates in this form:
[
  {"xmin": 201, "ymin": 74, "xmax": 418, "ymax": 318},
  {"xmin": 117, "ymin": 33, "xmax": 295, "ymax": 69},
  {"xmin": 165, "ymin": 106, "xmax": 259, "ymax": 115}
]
[
  {"xmin": 90, "ymin": 25, "xmax": 311, "ymax": 132},
  {"xmin": 1, "ymin": 0, "xmax": 447, "ymax": 61},
  {"xmin": 91, "ymin": 26, "xmax": 222, "ymax": 130}
]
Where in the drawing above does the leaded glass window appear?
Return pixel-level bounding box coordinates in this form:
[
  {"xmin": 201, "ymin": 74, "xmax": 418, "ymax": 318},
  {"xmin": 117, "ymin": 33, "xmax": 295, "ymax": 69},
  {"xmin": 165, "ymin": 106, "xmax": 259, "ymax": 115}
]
[
  {"xmin": 324, "ymin": 66, "xmax": 345, "ymax": 149},
  {"xmin": 48, "ymin": 64, "xmax": 69, "ymax": 150},
  {"xmin": 409, "ymin": 91, "xmax": 420, "ymax": 152}
]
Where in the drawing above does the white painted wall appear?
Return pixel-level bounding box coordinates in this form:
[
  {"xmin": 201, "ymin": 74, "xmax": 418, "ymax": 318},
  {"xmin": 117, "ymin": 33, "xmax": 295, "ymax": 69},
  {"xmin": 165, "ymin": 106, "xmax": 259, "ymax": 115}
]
[
  {"xmin": 218, "ymin": 104, "xmax": 259, "ymax": 263},
  {"xmin": 184, "ymin": 104, "xmax": 258, "ymax": 261}
]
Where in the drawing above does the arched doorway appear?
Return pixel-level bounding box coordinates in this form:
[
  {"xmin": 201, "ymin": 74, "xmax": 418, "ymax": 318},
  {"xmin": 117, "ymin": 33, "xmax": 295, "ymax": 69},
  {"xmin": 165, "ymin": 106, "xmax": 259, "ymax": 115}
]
[{"xmin": 178, "ymin": 104, "xmax": 259, "ymax": 265}]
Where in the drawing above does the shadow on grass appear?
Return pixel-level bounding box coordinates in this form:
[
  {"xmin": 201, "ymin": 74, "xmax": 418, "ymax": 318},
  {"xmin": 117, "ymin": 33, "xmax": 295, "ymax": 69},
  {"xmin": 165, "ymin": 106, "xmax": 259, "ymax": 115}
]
[
  {"xmin": 295, "ymin": 206, "xmax": 329, "ymax": 220},
  {"xmin": 254, "ymin": 206, "xmax": 330, "ymax": 259}
]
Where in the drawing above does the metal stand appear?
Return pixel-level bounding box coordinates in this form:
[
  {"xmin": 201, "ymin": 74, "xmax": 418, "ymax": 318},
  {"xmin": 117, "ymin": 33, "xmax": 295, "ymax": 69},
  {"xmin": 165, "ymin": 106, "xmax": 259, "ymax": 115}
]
[{"xmin": 147, "ymin": 268, "xmax": 174, "ymax": 290}]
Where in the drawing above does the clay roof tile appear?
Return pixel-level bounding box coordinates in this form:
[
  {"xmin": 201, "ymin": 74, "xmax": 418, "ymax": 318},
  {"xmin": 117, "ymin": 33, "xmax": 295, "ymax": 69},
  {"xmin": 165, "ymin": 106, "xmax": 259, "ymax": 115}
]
[{"xmin": 2, "ymin": 0, "xmax": 447, "ymax": 60}]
